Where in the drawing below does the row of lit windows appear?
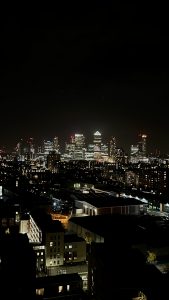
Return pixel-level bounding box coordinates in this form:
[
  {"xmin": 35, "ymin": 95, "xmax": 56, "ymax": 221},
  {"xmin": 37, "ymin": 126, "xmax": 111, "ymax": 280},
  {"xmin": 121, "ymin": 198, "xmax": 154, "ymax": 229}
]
[
  {"xmin": 65, "ymin": 245, "xmax": 72, "ymax": 249},
  {"xmin": 36, "ymin": 284, "xmax": 70, "ymax": 296},
  {"xmin": 37, "ymin": 252, "xmax": 44, "ymax": 256}
]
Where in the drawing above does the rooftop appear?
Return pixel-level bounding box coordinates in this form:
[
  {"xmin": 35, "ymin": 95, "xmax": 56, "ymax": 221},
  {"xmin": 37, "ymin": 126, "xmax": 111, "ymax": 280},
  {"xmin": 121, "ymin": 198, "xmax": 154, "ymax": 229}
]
[
  {"xmin": 72, "ymin": 190, "xmax": 144, "ymax": 208},
  {"xmin": 69, "ymin": 214, "xmax": 169, "ymax": 247}
]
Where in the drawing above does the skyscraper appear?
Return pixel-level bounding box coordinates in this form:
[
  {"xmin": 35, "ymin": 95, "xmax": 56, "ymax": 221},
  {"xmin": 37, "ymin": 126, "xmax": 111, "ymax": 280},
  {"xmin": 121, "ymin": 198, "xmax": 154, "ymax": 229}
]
[
  {"xmin": 53, "ymin": 136, "xmax": 60, "ymax": 153},
  {"xmin": 93, "ymin": 131, "xmax": 102, "ymax": 152},
  {"xmin": 109, "ymin": 136, "xmax": 116, "ymax": 161},
  {"xmin": 74, "ymin": 134, "xmax": 85, "ymax": 150},
  {"xmin": 138, "ymin": 133, "xmax": 147, "ymax": 158}
]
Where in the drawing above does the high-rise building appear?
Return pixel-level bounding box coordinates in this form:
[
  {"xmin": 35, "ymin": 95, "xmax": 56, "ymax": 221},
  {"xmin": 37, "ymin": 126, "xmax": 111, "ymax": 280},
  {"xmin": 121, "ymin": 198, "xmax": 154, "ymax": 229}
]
[
  {"xmin": 74, "ymin": 134, "xmax": 85, "ymax": 150},
  {"xmin": 53, "ymin": 137, "xmax": 60, "ymax": 153},
  {"xmin": 74, "ymin": 134, "xmax": 85, "ymax": 160},
  {"xmin": 130, "ymin": 144, "xmax": 139, "ymax": 163},
  {"xmin": 47, "ymin": 151, "xmax": 60, "ymax": 172},
  {"xmin": 43, "ymin": 140, "xmax": 53, "ymax": 155},
  {"xmin": 93, "ymin": 131, "xmax": 102, "ymax": 151},
  {"xmin": 138, "ymin": 133, "xmax": 147, "ymax": 158},
  {"xmin": 109, "ymin": 136, "xmax": 116, "ymax": 161}
]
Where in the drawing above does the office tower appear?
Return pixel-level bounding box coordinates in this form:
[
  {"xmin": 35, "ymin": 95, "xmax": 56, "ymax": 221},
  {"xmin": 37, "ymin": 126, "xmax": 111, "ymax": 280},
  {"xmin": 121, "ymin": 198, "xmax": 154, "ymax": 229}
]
[
  {"xmin": 15, "ymin": 138, "xmax": 35, "ymax": 161},
  {"xmin": 53, "ymin": 136, "xmax": 60, "ymax": 153},
  {"xmin": 43, "ymin": 140, "xmax": 54, "ymax": 155},
  {"xmin": 138, "ymin": 133, "xmax": 147, "ymax": 158},
  {"xmin": 28, "ymin": 137, "xmax": 35, "ymax": 160},
  {"xmin": 65, "ymin": 142, "xmax": 75, "ymax": 159},
  {"xmin": 109, "ymin": 136, "xmax": 116, "ymax": 160},
  {"xmin": 74, "ymin": 134, "xmax": 85, "ymax": 160},
  {"xmin": 130, "ymin": 144, "xmax": 139, "ymax": 163},
  {"xmin": 74, "ymin": 134, "xmax": 85, "ymax": 150},
  {"xmin": 47, "ymin": 151, "xmax": 60, "ymax": 172},
  {"xmin": 64, "ymin": 134, "xmax": 85, "ymax": 160},
  {"xmin": 93, "ymin": 131, "xmax": 102, "ymax": 152}
]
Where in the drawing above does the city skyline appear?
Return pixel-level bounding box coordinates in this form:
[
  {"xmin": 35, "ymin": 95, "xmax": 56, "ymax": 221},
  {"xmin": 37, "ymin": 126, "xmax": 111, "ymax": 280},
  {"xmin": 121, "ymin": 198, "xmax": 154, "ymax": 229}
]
[
  {"xmin": 0, "ymin": 4, "xmax": 169, "ymax": 153},
  {"xmin": 0, "ymin": 130, "xmax": 164, "ymax": 158}
]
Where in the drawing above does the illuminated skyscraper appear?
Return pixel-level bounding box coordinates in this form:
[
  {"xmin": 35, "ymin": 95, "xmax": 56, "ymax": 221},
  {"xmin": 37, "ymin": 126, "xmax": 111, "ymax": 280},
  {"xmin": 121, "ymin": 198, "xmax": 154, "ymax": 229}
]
[
  {"xmin": 53, "ymin": 136, "xmax": 60, "ymax": 153},
  {"xmin": 65, "ymin": 134, "xmax": 85, "ymax": 160},
  {"xmin": 74, "ymin": 134, "xmax": 85, "ymax": 159},
  {"xmin": 93, "ymin": 131, "xmax": 102, "ymax": 152},
  {"xmin": 138, "ymin": 133, "xmax": 147, "ymax": 158},
  {"xmin": 109, "ymin": 136, "xmax": 116, "ymax": 160},
  {"xmin": 74, "ymin": 134, "xmax": 85, "ymax": 150},
  {"xmin": 130, "ymin": 144, "xmax": 139, "ymax": 163},
  {"xmin": 43, "ymin": 140, "xmax": 53, "ymax": 155}
]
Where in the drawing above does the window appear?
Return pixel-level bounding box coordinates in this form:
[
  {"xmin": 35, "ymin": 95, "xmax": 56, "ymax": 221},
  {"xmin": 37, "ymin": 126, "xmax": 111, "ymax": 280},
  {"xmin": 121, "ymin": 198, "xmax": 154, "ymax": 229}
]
[
  {"xmin": 41, "ymin": 258, "xmax": 43, "ymax": 262},
  {"xmin": 58, "ymin": 286, "xmax": 63, "ymax": 293},
  {"xmin": 67, "ymin": 285, "xmax": 70, "ymax": 291},
  {"xmin": 57, "ymin": 260, "xmax": 60, "ymax": 265},
  {"xmin": 69, "ymin": 245, "xmax": 72, "ymax": 249},
  {"xmin": 41, "ymin": 252, "xmax": 43, "ymax": 256},
  {"xmin": 37, "ymin": 252, "xmax": 39, "ymax": 256},
  {"xmin": 50, "ymin": 242, "xmax": 53, "ymax": 247},
  {"xmin": 65, "ymin": 245, "xmax": 67, "ymax": 249},
  {"xmin": 36, "ymin": 288, "xmax": 44, "ymax": 296}
]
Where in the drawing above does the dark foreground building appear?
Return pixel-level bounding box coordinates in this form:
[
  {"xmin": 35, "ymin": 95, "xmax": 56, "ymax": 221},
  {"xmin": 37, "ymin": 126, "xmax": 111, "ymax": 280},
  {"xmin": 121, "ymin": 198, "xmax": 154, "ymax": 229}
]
[
  {"xmin": 88, "ymin": 242, "xmax": 167, "ymax": 300},
  {"xmin": 35, "ymin": 273, "xmax": 87, "ymax": 299},
  {"xmin": 0, "ymin": 231, "xmax": 36, "ymax": 300}
]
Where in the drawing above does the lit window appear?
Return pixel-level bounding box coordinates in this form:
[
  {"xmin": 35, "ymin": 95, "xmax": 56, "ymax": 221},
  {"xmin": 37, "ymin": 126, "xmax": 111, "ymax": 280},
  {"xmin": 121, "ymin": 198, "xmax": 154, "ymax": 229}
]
[
  {"xmin": 69, "ymin": 245, "xmax": 72, "ymax": 249},
  {"xmin": 36, "ymin": 288, "xmax": 44, "ymax": 296},
  {"xmin": 50, "ymin": 242, "xmax": 53, "ymax": 247},
  {"xmin": 67, "ymin": 285, "xmax": 70, "ymax": 291},
  {"xmin": 41, "ymin": 258, "xmax": 43, "ymax": 262},
  {"xmin": 37, "ymin": 252, "xmax": 39, "ymax": 256},
  {"xmin": 41, "ymin": 252, "xmax": 43, "ymax": 256},
  {"xmin": 59, "ymin": 286, "xmax": 63, "ymax": 293},
  {"xmin": 65, "ymin": 245, "xmax": 67, "ymax": 249}
]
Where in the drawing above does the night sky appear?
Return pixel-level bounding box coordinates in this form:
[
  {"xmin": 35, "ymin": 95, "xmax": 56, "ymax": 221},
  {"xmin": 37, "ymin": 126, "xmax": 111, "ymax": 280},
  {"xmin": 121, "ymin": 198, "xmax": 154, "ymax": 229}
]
[{"xmin": 0, "ymin": 3, "xmax": 169, "ymax": 153}]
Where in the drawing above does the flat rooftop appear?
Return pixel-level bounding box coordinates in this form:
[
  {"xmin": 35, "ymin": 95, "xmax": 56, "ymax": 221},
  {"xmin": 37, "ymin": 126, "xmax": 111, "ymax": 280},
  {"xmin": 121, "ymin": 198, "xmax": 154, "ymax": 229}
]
[
  {"xmin": 69, "ymin": 214, "xmax": 169, "ymax": 247},
  {"xmin": 72, "ymin": 190, "xmax": 144, "ymax": 208}
]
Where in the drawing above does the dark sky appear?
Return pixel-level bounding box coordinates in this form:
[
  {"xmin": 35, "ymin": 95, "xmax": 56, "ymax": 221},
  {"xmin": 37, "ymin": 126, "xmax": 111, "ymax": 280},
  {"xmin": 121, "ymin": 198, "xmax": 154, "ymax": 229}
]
[{"xmin": 0, "ymin": 3, "xmax": 169, "ymax": 153}]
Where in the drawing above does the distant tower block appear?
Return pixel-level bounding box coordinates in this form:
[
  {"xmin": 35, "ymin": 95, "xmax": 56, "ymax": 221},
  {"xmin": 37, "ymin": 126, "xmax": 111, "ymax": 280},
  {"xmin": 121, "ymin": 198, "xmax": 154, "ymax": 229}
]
[
  {"xmin": 93, "ymin": 131, "xmax": 102, "ymax": 152},
  {"xmin": 109, "ymin": 136, "xmax": 116, "ymax": 158},
  {"xmin": 138, "ymin": 133, "xmax": 147, "ymax": 157}
]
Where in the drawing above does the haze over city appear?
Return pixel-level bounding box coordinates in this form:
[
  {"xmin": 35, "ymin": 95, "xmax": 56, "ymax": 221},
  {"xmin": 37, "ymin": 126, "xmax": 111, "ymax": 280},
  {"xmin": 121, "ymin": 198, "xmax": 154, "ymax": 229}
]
[{"xmin": 0, "ymin": 3, "xmax": 169, "ymax": 153}]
